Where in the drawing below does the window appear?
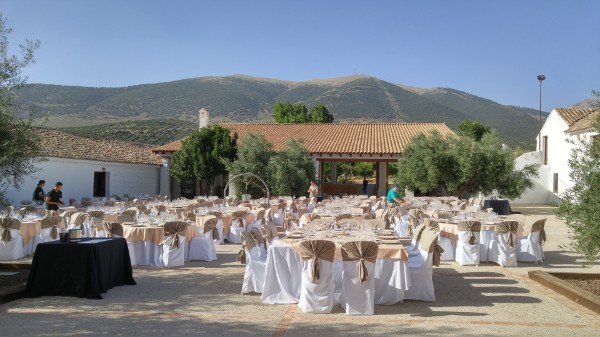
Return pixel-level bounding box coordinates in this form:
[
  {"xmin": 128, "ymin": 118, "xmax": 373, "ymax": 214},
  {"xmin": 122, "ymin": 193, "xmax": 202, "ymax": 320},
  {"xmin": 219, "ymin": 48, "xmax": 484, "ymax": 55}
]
[
  {"xmin": 553, "ymin": 173, "xmax": 559, "ymax": 194},
  {"xmin": 543, "ymin": 136, "xmax": 548, "ymax": 165}
]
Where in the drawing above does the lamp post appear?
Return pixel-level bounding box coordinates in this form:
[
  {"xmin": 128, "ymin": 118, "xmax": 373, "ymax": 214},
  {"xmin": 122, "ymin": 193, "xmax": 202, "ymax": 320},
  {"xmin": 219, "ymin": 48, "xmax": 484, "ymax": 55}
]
[{"xmin": 537, "ymin": 75, "xmax": 545, "ymax": 151}]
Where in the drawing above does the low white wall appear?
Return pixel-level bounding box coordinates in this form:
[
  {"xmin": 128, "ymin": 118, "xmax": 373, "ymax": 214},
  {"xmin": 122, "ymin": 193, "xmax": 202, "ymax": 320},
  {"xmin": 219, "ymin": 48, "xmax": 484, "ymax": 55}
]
[
  {"xmin": 5, "ymin": 157, "xmax": 160, "ymax": 206},
  {"xmin": 509, "ymin": 151, "xmax": 552, "ymax": 204}
]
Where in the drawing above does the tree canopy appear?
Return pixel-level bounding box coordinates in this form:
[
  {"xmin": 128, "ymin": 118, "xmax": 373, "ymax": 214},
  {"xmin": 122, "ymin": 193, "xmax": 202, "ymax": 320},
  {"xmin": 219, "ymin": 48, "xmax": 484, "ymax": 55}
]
[
  {"xmin": 227, "ymin": 134, "xmax": 315, "ymax": 198},
  {"xmin": 555, "ymin": 92, "xmax": 600, "ymax": 262},
  {"xmin": 273, "ymin": 101, "xmax": 334, "ymax": 123},
  {"xmin": 457, "ymin": 120, "xmax": 492, "ymax": 141},
  {"xmin": 396, "ymin": 130, "xmax": 538, "ymax": 198},
  {"xmin": 0, "ymin": 15, "xmax": 43, "ymax": 206},
  {"xmin": 169, "ymin": 125, "xmax": 237, "ymax": 195}
]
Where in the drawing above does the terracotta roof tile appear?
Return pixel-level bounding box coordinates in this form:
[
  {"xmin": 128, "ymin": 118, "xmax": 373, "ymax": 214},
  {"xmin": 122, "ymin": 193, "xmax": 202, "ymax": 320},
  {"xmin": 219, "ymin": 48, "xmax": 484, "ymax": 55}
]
[
  {"xmin": 555, "ymin": 108, "xmax": 600, "ymax": 133},
  {"xmin": 39, "ymin": 129, "xmax": 162, "ymax": 165},
  {"xmin": 153, "ymin": 123, "xmax": 454, "ymax": 155}
]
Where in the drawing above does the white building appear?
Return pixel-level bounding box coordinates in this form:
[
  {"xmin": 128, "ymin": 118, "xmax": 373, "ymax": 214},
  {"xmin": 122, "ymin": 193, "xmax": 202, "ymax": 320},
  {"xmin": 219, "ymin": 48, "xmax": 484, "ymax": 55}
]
[
  {"xmin": 5, "ymin": 129, "xmax": 163, "ymax": 206},
  {"xmin": 512, "ymin": 107, "xmax": 599, "ymax": 204}
]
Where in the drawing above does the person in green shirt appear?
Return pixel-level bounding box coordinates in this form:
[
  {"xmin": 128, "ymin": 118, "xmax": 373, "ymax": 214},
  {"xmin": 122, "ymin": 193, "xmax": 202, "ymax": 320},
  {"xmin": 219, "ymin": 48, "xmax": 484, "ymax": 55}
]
[{"xmin": 386, "ymin": 183, "xmax": 403, "ymax": 205}]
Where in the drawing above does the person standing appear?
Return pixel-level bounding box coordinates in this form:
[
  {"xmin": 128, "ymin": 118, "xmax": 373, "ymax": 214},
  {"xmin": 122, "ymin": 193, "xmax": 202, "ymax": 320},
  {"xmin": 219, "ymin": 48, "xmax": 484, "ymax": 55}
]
[
  {"xmin": 32, "ymin": 180, "xmax": 45, "ymax": 205},
  {"xmin": 307, "ymin": 181, "xmax": 318, "ymax": 203},
  {"xmin": 386, "ymin": 183, "xmax": 403, "ymax": 205},
  {"xmin": 45, "ymin": 182, "xmax": 64, "ymax": 211}
]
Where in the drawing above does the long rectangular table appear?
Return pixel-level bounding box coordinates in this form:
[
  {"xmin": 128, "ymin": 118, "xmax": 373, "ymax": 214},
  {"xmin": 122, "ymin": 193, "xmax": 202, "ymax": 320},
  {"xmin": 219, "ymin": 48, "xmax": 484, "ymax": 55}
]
[{"xmin": 25, "ymin": 237, "xmax": 136, "ymax": 299}]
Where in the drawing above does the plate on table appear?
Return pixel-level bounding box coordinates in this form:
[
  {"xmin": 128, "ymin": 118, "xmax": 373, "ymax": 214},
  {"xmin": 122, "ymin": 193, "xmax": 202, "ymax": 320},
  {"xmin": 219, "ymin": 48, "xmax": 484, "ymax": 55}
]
[{"xmin": 380, "ymin": 239, "xmax": 402, "ymax": 244}]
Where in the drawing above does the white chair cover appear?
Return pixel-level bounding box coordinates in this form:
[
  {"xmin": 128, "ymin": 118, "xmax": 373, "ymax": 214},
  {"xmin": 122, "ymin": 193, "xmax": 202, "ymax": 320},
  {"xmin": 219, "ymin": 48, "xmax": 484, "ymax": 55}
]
[
  {"xmin": 488, "ymin": 221, "xmax": 518, "ymax": 267},
  {"xmin": 0, "ymin": 218, "xmax": 25, "ymax": 261},
  {"xmin": 516, "ymin": 218, "xmax": 546, "ymax": 263},
  {"xmin": 261, "ymin": 241, "xmax": 302, "ymax": 304},
  {"xmin": 162, "ymin": 234, "xmax": 186, "ymax": 267},
  {"xmin": 455, "ymin": 221, "xmax": 481, "ymax": 266},
  {"xmin": 340, "ymin": 241, "xmax": 378, "ymax": 315},
  {"xmin": 188, "ymin": 218, "xmax": 218, "ymax": 262},
  {"xmin": 373, "ymin": 258, "xmax": 411, "ymax": 305},
  {"xmin": 241, "ymin": 231, "xmax": 267, "ymax": 294},
  {"xmin": 296, "ymin": 240, "xmax": 336, "ymax": 313}
]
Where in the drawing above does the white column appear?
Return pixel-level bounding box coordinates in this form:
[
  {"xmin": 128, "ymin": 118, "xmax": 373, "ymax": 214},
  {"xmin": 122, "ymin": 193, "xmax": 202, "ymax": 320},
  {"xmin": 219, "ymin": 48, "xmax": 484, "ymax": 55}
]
[{"xmin": 159, "ymin": 157, "xmax": 171, "ymax": 199}]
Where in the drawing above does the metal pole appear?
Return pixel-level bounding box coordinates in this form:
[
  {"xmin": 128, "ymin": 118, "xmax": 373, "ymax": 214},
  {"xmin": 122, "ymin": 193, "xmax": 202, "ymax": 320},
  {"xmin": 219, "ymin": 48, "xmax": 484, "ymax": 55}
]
[{"xmin": 539, "ymin": 79, "xmax": 542, "ymax": 151}]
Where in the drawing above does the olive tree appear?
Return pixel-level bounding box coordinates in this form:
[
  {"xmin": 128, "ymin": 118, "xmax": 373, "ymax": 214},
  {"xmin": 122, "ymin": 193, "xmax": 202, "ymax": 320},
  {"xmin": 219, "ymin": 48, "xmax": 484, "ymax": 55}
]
[
  {"xmin": 269, "ymin": 139, "xmax": 315, "ymax": 197},
  {"xmin": 169, "ymin": 125, "xmax": 237, "ymax": 196},
  {"xmin": 396, "ymin": 130, "xmax": 538, "ymax": 198},
  {"xmin": 555, "ymin": 94, "xmax": 600, "ymax": 262},
  {"xmin": 0, "ymin": 15, "xmax": 43, "ymax": 206},
  {"xmin": 226, "ymin": 133, "xmax": 273, "ymax": 199}
]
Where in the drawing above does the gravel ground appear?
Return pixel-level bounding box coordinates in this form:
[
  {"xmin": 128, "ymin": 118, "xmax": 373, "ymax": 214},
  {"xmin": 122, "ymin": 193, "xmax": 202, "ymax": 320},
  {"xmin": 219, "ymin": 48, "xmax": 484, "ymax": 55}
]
[{"xmin": 562, "ymin": 279, "xmax": 600, "ymax": 297}]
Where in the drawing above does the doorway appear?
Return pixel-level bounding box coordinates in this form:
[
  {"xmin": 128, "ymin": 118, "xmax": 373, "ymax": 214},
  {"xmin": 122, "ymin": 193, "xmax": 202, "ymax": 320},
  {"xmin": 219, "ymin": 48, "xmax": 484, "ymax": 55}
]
[{"xmin": 93, "ymin": 172, "xmax": 108, "ymax": 197}]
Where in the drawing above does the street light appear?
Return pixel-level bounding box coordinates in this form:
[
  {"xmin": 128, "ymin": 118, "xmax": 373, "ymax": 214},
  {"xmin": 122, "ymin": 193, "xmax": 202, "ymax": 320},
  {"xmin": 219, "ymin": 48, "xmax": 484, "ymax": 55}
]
[{"xmin": 537, "ymin": 75, "xmax": 545, "ymax": 151}]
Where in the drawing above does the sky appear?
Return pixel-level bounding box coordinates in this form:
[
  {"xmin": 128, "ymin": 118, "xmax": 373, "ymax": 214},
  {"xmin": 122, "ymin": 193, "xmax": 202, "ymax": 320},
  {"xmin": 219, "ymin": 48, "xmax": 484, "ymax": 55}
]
[{"xmin": 1, "ymin": 0, "xmax": 599, "ymax": 111}]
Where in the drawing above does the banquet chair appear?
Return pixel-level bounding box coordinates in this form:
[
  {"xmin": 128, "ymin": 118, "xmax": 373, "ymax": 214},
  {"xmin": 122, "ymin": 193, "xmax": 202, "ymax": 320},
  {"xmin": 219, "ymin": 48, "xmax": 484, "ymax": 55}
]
[
  {"xmin": 455, "ymin": 220, "xmax": 481, "ymax": 266},
  {"xmin": 300, "ymin": 213, "xmax": 320, "ymax": 227},
  {"xmin": 488, "ymin": 220, "xmax": 519, "ymax": 267},
  {"xmin": 261, "ymin": 239, "xmax": 302, "ymax": 304},
  {"xmin": 188, "ymin": 217, "xmax": 217, "ymax": 262},
  {"xmin": 90, "ymin": 217, "xmax": 105, "ymax": 238},
  {"xmin": 282, "ymin": 211, "xmax": 298, "ymax": 236},
  {"xmin": 517, "ymin": 218, "xmax": 546, "ymax": 264},
  {"xmin": 102, "ymin": 221, "xmax": 138, "ymax": 265},
  {"xmin": 340, "ymin": 241, "xmax": 379, "ymax": 315},
  {"xmin": 404, "ymin": 228, "xmax": 442, "ymax": 302},
  {"xmin": 0, "ymin": 217, "xmax": 26, "ymax": 260},
  {"xmin": 205, "ymin": 212, "xmax": 224, "ymax": 245},
  {"xmin": 32, "ymin": 214, "xmax": 61, "ymax": 254},
  {"xmin": 248, "ymin": 209, "xmax": 265, "ymax": 230},
  {"xmin": 87, "ymin": 211, "xmax": 105, "ymax": 221},
  {"xmin": 228, "ymin": 210, "xmax": 248, "ymax": 244},
  {"xmin": 240, "ymin": 231, "xmax": 267, "ymax": 294},
  {"xmin": 262, "ymin": 221, "xmax": 280, "ymax": 243},
  {"xmin": 407, "ymin": 222, "xmax": 428, "ymax": 257},
  {"xmin": 297, "ymin": 240, "xmax": 336, "ymax": 313},
  {"xmin": 433, "ymin": 211, "xmax": 454, "ymax": 221},
  {"xmin": 162, "ymin": 221, "xmax": 188, "ymax": 267}
]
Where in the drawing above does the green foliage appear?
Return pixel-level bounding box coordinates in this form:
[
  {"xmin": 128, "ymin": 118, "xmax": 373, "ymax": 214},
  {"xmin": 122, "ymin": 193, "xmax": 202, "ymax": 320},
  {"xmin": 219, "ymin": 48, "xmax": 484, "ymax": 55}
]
[
  {"xmin": 555, "ymin": 97, "xmax": 600, "ymax": 262},
  {"xmin": 226, "ymin": 133, "xmax": 273, "ymax": 199},
  {"xmin": 272, "ymin": 101, "xmax": 311, "ymax": 123},
  {"xmin": 310, "ymin": 104, "xmax": 334, "ymax": 123},
  {"xmin": 0, "ymin": 15, "xmax": 43, "ymax": 206},
  {"xmin": 227, "ymin": 135, "xmax": 315, "ymax": 198},
  {"xmin": 457, "ymin": 120, "xmax": 492, "ymax": 141},
  {"xmin": 269, "ymin": 139, "xmax": 315, "ymax": 197},
  {"xmin": 272, "ymin": 101, "xmax": 334, "ymax": 123},
  {"xmin": 60, "ymin": 119, "xmax": 196, "ymax": 145},
  {"xmin": 169, "ymin": 125, "xmax": 237, "ymax": 195},
  {"xmin": 354, "ymin": 162, "xmax": 375, "ymax": 179},
  {"xmin": 396, "ymin": 130, "xmax": 538, "ymax": 198}
]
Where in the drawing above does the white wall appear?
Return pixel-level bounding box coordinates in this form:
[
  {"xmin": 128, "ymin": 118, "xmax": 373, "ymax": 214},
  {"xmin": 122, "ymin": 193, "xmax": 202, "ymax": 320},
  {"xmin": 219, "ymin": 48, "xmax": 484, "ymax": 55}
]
[
  {"xmin": 510, "ymin": 151, "xmax": 552, "ymax": 204},
  {"xmin": 5, "ymin": 157, "xmax": 160, "ymax": 206}
]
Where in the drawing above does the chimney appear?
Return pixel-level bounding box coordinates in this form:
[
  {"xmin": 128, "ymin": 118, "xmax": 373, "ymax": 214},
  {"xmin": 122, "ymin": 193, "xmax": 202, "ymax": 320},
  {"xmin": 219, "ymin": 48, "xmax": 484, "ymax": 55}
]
[{"xmin": 199, "ymin": 108, "xmax": 209, "ymax": 129}]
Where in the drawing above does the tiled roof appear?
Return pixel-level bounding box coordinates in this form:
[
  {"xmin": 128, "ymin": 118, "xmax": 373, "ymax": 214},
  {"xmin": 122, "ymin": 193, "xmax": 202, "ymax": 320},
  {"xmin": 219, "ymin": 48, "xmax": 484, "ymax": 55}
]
[
  {"xmin": 38, "ymin": 129, "xmax": 162, "ymax": 165},
  {"xmin": 153, "ymin": 123, "xmax": 454, "ymax": 155},
  {"xmin": 555, "ymin": 108, "xmax": 600, "ymax": 133}
]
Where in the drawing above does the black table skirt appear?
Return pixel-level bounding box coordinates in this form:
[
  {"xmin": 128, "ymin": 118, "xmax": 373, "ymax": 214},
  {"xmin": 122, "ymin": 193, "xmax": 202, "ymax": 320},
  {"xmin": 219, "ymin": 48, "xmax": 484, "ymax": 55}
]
[
  {"xmin": 483, "ymin": 199, "xmax": 512, "ymax": 215},
  {"xmin": 25, "ymin": 238, "xmax": 136, "ymax": 299}
]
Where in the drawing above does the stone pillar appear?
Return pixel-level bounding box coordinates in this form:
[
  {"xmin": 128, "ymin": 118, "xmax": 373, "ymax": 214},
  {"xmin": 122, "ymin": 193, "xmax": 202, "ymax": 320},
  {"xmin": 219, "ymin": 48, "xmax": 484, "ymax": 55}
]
[
  {"xmin": 377, "ymin": 162, "xmax": 388, "ymax": 197},
  {"xmin": 331, "ymin": 162, "xmax": 337, "ymax": 184},
  {"xmin": 159, "ymin": 157, "xmax": 171, "ymax": 199}
]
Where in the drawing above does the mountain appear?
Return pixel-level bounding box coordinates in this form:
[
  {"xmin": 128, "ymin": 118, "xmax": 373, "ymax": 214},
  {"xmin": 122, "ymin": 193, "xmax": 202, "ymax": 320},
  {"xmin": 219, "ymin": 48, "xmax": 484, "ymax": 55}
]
[
  {"xmin": 18, "ymin": 74, "xmax": 549, "ymax": 148},
  {"xmin": 572, "ymin": 97, "xmax": 598, "ymax": 108}
]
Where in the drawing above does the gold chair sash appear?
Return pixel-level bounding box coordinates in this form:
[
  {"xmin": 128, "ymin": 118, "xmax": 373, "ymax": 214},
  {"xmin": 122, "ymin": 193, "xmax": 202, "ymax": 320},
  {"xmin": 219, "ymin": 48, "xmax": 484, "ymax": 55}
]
[
  {"xmin": 298, "ymin": 240, "xmax": 336, "ymax": 283},
  {"xmin": 529, "ymin": 218, "xmax": 547, "ymax": 244},
  {"xmin": 457, "ymin": 220, "xmax": 481, "ymax": 245},
  {"xmin": 41, "ymin": 214, "xmax": 62, "ymax": 239},
  {"xmin": 341, "ymin": 241, "xmax": 379, "ymax": 284},
  {"xmin": 203, "ymin": 217, "xmax": 220, "ymax": 241},
  {"xmin": 163, "ymin": 221, "xmax": 188, "ymax": 249},
  {"xmin": 87, "ymin": 210, "xmax": 105, "ymax": 220},
  {"xmin": 335, "ymin": 213, "xmax": 352, "ymax": 222},
  {"xmin": 495, "ymin": 220, "xmax": 519, "ymax": 248},
  {"xmin": 102, "ymin": 222, "xmax": 123, "ymax": 237},
  {"xmin": 282, "ymin": 211, "xmax": 296, "ymax": 230},
  {"xmin": 424, "ymin": 218, "xmax": 439, "ymax": 231},
  {"xmin": 0, "ymin": 217, "xmax": 20, "ymax": 241},
  {"xmin": 237, "ymin": 231, "xmax": 257, "ymax": 265}
]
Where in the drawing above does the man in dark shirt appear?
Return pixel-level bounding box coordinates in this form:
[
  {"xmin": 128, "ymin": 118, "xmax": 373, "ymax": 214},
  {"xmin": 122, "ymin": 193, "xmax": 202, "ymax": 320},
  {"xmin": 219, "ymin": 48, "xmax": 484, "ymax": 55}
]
[
  {"xmin": 45, "ymin": 182, "xmax": 64, "ymax": 211},
  {"xmin": 32, "ymin": 180, "xmax": 45, "ymax": 205}
]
